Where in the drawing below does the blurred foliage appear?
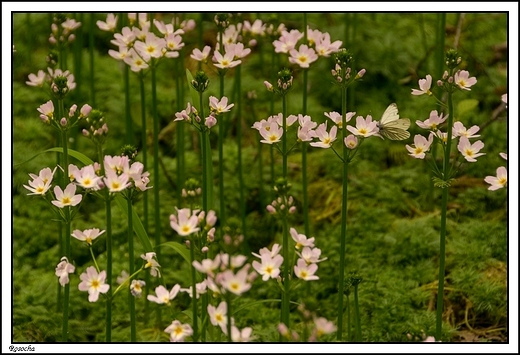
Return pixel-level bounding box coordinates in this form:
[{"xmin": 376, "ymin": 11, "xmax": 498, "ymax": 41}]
[{"xmin": 11, "ymin": 12, "xmax": 508, "ymax": 343}]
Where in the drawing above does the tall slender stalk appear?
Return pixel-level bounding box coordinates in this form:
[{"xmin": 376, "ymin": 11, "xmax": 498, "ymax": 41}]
[
  {"xmin": 124, "ymin": 64, "xmax": 133, "ymax": 144},
  {"xmin": 218, "ymin": 72, "xmax": 226, "ymax": 231},
  {"xmin": 280, "ymin": 93, "xmax": 290, "ymax": 332},
  {"xmin": 138, "ymin": 73, "xmax": 150, "ymax": 324},
  {"xmin": 89, "ymin": 13, "xmax": 96, "ymax": 107},
  {"xmin": 127, "ymin": 193, "xmax": 136, "ymax": 342},
  {"xmin": 96, "ymin": 144, "xmax": 113, "ymax": 342},
  {"xmin": 235, "ymin": 65, "xmax": 246, "ymax": 236},
  {"xmin": 354, "ymin": 283, "xmax": 361, "ymax": 341},
  {"xmin": 436, "ymin": 87, "xmax": 454, "ymax": 340},
  {"xmin": 189, "ymin": 239, "xmax": 199, "ymax": 342},
  {"xmin": 58, "ymin": 98, "xmax": 71, "ymax": 342},
  {"xmin": 301, "ymin": 14, "xmax": 310, "ymax": 237},
  {"xmin": 175, "ymin": 57, "xmax": 185, "ymax": 204},
  {"xmin": 151, "ymin": 60, "xmax": 162, "ymax": 327},
  {"xmin": 337, "ymin": 85, "xmax": 348, "ymax": 341}
]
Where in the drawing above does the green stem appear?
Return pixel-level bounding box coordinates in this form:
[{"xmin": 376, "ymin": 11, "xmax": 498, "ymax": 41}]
[
  {"xmin": 337, "ymin": 86, "xmax": 349, "ymax": 341},
  {"xmin": 175, "ymin": 58, "xmax": 185, "ymax": 203},
  {"xmin": 346, "ymin": 293, "xmax": 351, "ymax": 341},
  {"xmin": 89, "ymin": 13, "xmax": 96, "ymax": 107},
  {"xmin": 139, "ymin": 74, "xmax": 149, "ymax": 232},
  {"xmin": 302, "ymin": 69, "xmax": 309, "ymax": 236},
  {"xmin": 189, "ymin": 239, "xmax": 199, "ymax": 342},
  {"xmin": 89, "ymin": 246, "xmax": 100, "ymax": 273},
  {"xmin": 57, "ymin": 99, "xmax": 71, "ymax": 342},
  {"xmin": 436, "ymin": 86, "xmax": 454, "ymax": 340},
  {"xmin": 226, "ymin": 292, "xmax": 232, "ymax": 343},
  {"xmin": 280, "ymin": 94, "xmax": 290, "ymax": 332},
  {"xmin": 236, "ymin": 65, "xmax": 246, "ymax": 237},
  {"xmin": 127, "ymin": 194, "xmax": 136, "ymax": 342},
  {"xmin": 105, "ymin": 194, "xmax": 112, "ymax": 342},
  {"xmin": 151, "ymin": 60, "xmax": 162, "ymax": 327},
  {"xmin": 218, "ymin": 71, "xmax": 226, "ymax": 229},
  {"xmin": 124, "ymin": 64, "xmax": 133, "ymax": 144},
  {"xmin": 354, "ymin": 284, "xmax": 361, "ymax": 341}
]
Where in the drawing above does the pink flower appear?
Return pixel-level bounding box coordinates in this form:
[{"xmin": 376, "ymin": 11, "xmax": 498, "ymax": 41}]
[
  {"xmin": 454, "ymin": 70, "xmax": 477, "ymax": 90},
  {"xmin": 457, "ymin": 136, "xmax": 485, "ymax": 162},
  {"xmin": 219, "ymin": 265, "xmax": 253, "ymax": 295},
  {"xmin": 259, "ymin": 122, "xmax": 283, "ymax": 144},
  {"xmin": 325, "ymin": 111, "xmax": 355, "ymax": 128},
  {"xmin": 314, "ymin": 32, "xmax": 342, "ymax": 57},
  {"xmin": 296, "ymin": 247, "xmax": 327, "ymax": 264},
  {"xmin": 411, "ymin": 74, "xmax": 432, "ymax": 95},
  {"xmin": 288, "ymin": 44, "xmax": 318, "ymax": 68},
  {"xmin": 97, "ymin": 13, "xmax": 118, "ymax": 31},
  {"xmin": 134, "ymin": 32, "xmax": 166, "ymax": 60},
  {"xmin": 344, "ymin": 135, "xmax": 359, "ymax": 149},
  {"xmin": 452, "ymin": 121, "xmax": 480, "ymax": 138},
  {"xmin": 416, "ymin": 110, "xmax": 448, "ymax": 130},
  {"xmin": 71, "ymin": 228, "xmax": 105, "ymax": 246},
  {"xmin": 290, "ymin": 227, "xmax": 315, "ymax": 249},
  {"xmin": 147, "ymin": 284, "xmax": 181, "ymax": 304},
  {"xmin": 207, "ymin": 302, "xmax": 228, "ymax": 328},
  {"xmin": 190, "ymin": 45, "xmax": 211, "ymax": 62},
  {"xmin": 78, "ymin": 266, "xmax": 110, "ymax": 302},
  {"xmin": 209, "ymin": 96, "xmax": 234, "ymax": 114},
  {"xmin": 170, "ymin": 208, "xmax": 200, "ymax": 236},
  {"xmin": 76, "ymin": 165, "xmax": 102, "ymax": 190},
  {"xmin": 52, "ymin": 183, "xmax": 82, "ymax": 208},
  {"xmin": 273, "ymin": 29, "xmax": 303, "ymax": 53},
  {"xmin": 310, "ymin": 122, "xmax": 337, "ymax": 148},
  {"xmin": 37, "ymin": 100, "xmax": 55, "ymax": 123},
  {"xmin": 55, "ymin": 256, "xmax": 75, "ymax": 286},
  {"xmin": 103, "ymin": 170, "xmax": 130, "ymax": 192},
  {"xmin": 111, "ymin": 27, "xmax": 135, "ymax": 47},
  {"xmin": 141, "ymin": 252, "xmax": 161, "ymax": 277},
  {"xmin": 294, "ymin": 258, "xmax": 319, "ymax": 281},
  {"xmin": 164, "ymin": 320, "xmax": 193, "ymax": 342},
  {"xmin": 26, "ymin": 70, "xmax": 46, "ymax": 87},
  {"xmin": 484, "ymin": 166, "xmax": 507, "ymax": 191},
  {"xmin": 405, "ymin": 134, "xmax": 434, "ymax": 159},
  {"xmin": 213, "ymin": 49, "xmax": 241, "ymax": 69},
  {"xmin": 225, "ymin": 42, "xmax": 251, "ymax": 59},
  {"xmin": 347, "ymin": 115, "xmax": 379, "ymax": 138},
  {"xmin": 252, "ymin": 253, "xmax": 283, "ymax": 281}
]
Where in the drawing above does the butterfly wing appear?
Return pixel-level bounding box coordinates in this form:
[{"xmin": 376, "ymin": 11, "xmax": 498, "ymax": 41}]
[
  {"xmin": 379, "ymin": 118, "xmax": 411, "ymax": 140},
  {"xmin": 380, "ymin": 103, "xmax": 399, "ymax": 124}
]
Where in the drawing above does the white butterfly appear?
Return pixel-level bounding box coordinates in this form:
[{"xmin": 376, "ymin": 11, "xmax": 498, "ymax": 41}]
[{"xmin": 376, "ymin": 103, "xmax": 410, "ymax": 140}]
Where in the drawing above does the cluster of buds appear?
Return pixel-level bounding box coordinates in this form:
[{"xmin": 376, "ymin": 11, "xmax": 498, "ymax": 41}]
[
  {"xmin": 343, "ymin": 271, "xmax": 363, "ymax": 296},
  {"xmin": 264, "ymin": 67, "xmax": 293, "ymax": 96},
  {"xmin": 175, "ymin": 91, "xmax": 234, "ymax": 132},
  {"xmin": 266, "ymin": 195, "xmax": 297, "ymax": 215},
  {"xmin": 331, "ymin": 48, "xmax": 365, "ymax": 86},
  {"xmin": 191, "ymin": 70, "xmax": 210, "ymax": 93},
  {"xmin": 214, "ymin": 13, "xmax": 230, "ymax": 31},
  {"xmin": 82, "ymin": 109, "xmax": 108, "ymax": 146},
  {"xmin": 221, "ymin": 217, "xmax": 244, "ymax": 252},
  {"xmin": 181, "ymin": 178, "xmax": 202, "ymax": 200},
  {"xmin": 49, "ymin": 13, "xmax": 81, "ymax": 59},
  {"xmin": 37, "ymin": 100, "xmax": 91, "ymax": 133},
  {"xmin": 267, "ymin": 178, "xmax": 297, "ymax": 216}
]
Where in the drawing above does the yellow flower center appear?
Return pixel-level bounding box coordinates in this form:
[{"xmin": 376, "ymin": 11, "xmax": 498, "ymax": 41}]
[
  {"xmin": 221, "ymin": 60, "xmax": 230, "ymax": 66},
  {"xmin": 300, "ymin": 270, "xmax": 308, "ymax": 279},
  {"xmin": 265, "ymin": 266, "xmax": 273, "ymax": 274},
  {"xmin": 323, "ymin": 138, "xmax": 331, "ymax": 145},
  {"xmin": 62, "ymin": 197, "xmax": 71, "ymax": 205},
  {"xmin": 91, "ymin": 280, "xmax": 100, "ymax": 288},
  {"xmin": 111, "ymin": 182, "xmax": 120, "ymax": 190},
  {"xmin": 298, "ymin": 55, "xmax": 308, "ymax": 63},
  {"xmin": 36, "ymin": 187, "xmax": 44, "ymax": 193},
  {"xmin": 181, "ymin": 225, "xmax": 191, "ymax": 234},
  {"xmin": 230, "ymin": 282, "xmax": 239, "ymax": 291},
  {"xmin": 216, "ymin": 314, "xmax": 223, "ymax": 322},
  {"xmin": 83, "ymin": 178, "xmax": 91, "ymax": 186},
  {"xmin": 499, "ymin": 177, "xmax": 507, "ymax": 186},
  {"xmin": 465, "ymin": 149, "xmax": 474, "ymax": 157},
  {"xmin": 269, "ymin": 134, "xmax": 278, "ymax": 142}
]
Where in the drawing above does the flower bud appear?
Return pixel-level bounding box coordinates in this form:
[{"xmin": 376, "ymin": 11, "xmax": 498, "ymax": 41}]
[{"xmin": 60, "ymin": 117, "xmax": 67, "ymax": 126}]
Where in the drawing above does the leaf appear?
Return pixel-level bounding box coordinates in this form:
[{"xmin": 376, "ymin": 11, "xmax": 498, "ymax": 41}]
[
  {"xmin": 14, "ymin": 147, "xmax": 94, "ymax": 168},
  {"xmin": 457, "ymin": 99, "xmax": 479, "ymax": 118},
  {"xmin": 114, "ymin": 195, "xmax": 154, "ymax": 253},
  {"xmin": 157, "ymin": 241, "xmax": 191, "ymax": 265}
]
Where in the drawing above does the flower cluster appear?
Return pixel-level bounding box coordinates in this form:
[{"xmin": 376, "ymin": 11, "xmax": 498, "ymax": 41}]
[
  {"xmin": 28, "ymin": 68, "xmax": 77, "ymax": 100},
  {"xmin": 273, "ymin": 26, "xmax": 341, "ymax": 69},
  {"xmin": 406, "ymin": 110, "xmax": 485, "ymax": 163},
  {"xmin": 48, "ymin": 14, "xmax": 81, "ymax": 59},
  {"xmin": 174, "ymin": 95, "xmax": 234, "ymax": 130},
  {"xmin": 99, "ymin": 13, "xmax": 193, "ymax": 72}
]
